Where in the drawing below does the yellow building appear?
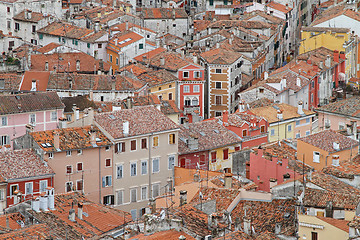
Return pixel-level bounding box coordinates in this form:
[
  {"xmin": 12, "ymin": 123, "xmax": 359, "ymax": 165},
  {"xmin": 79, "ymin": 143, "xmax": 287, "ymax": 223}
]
[
  {"xmin": 300, "ymin": 27, "xmax": 358, "ymax": 79},
  {"xmin": 298, "ymin": 214, "xmax": 349, "ymax": 240},
  {"xmin": 250, "ymin": 103, "xmax": 315, "ymax": 143}
]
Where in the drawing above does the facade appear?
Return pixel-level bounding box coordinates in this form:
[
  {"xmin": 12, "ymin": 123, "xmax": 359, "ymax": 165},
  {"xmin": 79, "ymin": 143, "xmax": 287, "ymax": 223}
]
[
  {"xmin": 0, "ymin": 149, "xmax": 55, "ymax": 208},
  {"xmin": 14, "ymin": 125, "xmax": 113, "ymax": 205},
  {"xmin": 94, "ymin": 106, "xmax": 179, "ymax": 218},
  {"xmin": 0, "ymin": 92, "xmax": 64, "ymax": 148},
  {"xmin": 297, "ymin": 130, "xmax": 359, "ymax": 171}
]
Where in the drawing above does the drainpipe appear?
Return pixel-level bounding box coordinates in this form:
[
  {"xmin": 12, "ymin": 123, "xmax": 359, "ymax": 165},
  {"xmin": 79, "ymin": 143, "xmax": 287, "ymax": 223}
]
[
  {"xmin": 325, "ymin": 154, "xmax": 330, "ymax": 167},
  {"xmin": 99, "ymin": 147, "xmax": 102, "ymax": 204}
]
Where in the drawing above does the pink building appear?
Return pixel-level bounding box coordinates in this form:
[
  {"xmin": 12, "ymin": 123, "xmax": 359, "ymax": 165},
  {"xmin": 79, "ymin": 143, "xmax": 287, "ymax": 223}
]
[
  {"xmin": 249, "ymin": 142, "xmax": 308, "ymax": 192},
  {"xmin": 0, "ymin": 91, "xmax": 64, "ymax": 148}
]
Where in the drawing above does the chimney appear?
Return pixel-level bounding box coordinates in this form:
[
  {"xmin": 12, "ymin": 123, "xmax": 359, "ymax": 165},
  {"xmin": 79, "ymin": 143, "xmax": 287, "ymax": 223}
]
[
  {"xmin": 332, "ymin": 155, "xmax": 339, "ymax": 166},
  {"xmin": 340, "ymin": 51, "xmax": 345, "ymax": 60},
  {"xmin": 351, "ymin": 120, "xmax": 357, "ymax": 139},
  {"xmin": 54, "ymin": 130, "xmax": 60, "ymax": 151},
  {"xmin": 26, "ymin": 10, "xmax": 32, "ymax": 20},
  {"xmin": 31, "ymin": 79, "xmax": 37, "ymax": 91},
  {"xmin": 26, "ymin": 123, "xmax": 34, "ymax": 133},
  {"xmin": 39, "ymin": 193, "xmax": 49, "ymax": 211},
  {"xmin": 334, "ymin": 50, "xmax": 339, "ymax": 63},
  {"xmin": 94, "ymin": 20, "xmax": 100, "ymax": 33},
  {"xmin": 78, "ymin": 202, "xmax": 83, "ymax": 220},
  {"xmin": 192, "ymin": 53, "xmax": 198, "ymax": 64},
  {"xmin": 68, "ymin": 208, "xmax": 76, "ymax": 222},
  {"xmin": 333, "ymin": 141, "xmax": 340, "ymax": 151},
  {"xmin": 347, "ymin": 123, "xmax": 353, "ymax": 135},
  {"xmin": 179, "ymin": 190, "xmax": 187, "ymax": 206},
  {"xmin": 207, "ymin": 27, "xmax": 212, "ymax": 35},
  {"xmin": 31, "ymin": 197, "xmax": 40, "ymax": 212},
  {"xmin": 222, "ymin": 110, "xmax": 228, "ymax": 125},
  {"xmin": 90, "ymin": 126, "xmax": 96, "ymax": 146},
  {"xmin": 72, "ymin": 104, "xmax": 79, "ymax": 120},
  {"xmin": 296, "ymin": 77, "xmax": 301, "ymax": 87},
  {"xmin": 264, "ymin": 71, "xmax": 268, "ymax": 80},
  {"xmin": 325, "ymin": 55, "xmax": 331, "ymax": 68},
  {"xmin": 160, "ymin": 57, "xmax": 165, "ymax": 66},
  {"xmin": 47, "ymin": 187, "xmax": 55, "ymax": 210},
  {"xmin": 113, "ymin": 0, "xmax": 116, "ymax": 7},
  {"xmin": 126, "ymin": 97, "xmax": 132, "ymax": 109},
  {"xmin": 155, "ymin": 38, "xmax": 160, "ymax": 48},
  {"xmin": 149, "ymin": 198, "xmax": 156, "ymax": 213},
  {"xmin": 76, "ymin": 60, "xmax": 80, "ymax": 71},
  {"xmin": 319, "ymin": 61, "xmax": 324, "ymax": 69},
  {"xmin": 178, "ymin": 235, "xmax": 186, "ymax": 240},
  {"xmin": 188, "ymin": 137, "xmax": 199, "ymax": 150},
  {"xmin": 244, "ymin": 217, "xmax": 251, "ymax": 235},
  {"xmin": 277, "ymin": 109, "xmax": 283, "ymax": 120},
  {"xmin": 123, "ymin": 121, "xmax": 129, "ymax": 136},
  {"xmin": 239, "ymin": 100, "xmax": 245, "ymax": 112},
  {"xmin": 125, "ymin": 21, "xmax": 129, "ymax": 31},
  {"xmin": 297, "ymin": 101, "xmax": 304, "ymax": 115},
  {"xmin": 281, "ymin": 78, "xmax": 287, "ymax": 90},
  {"xmin": 224, "ymin": 172, "xmax": 232, "ymax": 188},
  {"xmin": 216, "ymin": 42, "xmax": 220, "ymax": 48}
]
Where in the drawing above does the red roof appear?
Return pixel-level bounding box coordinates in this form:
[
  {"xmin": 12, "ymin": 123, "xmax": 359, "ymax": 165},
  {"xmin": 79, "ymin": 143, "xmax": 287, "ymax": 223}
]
[{"xmin": 20, "ymin": 71, "xmax": 50, "ymax": 91}]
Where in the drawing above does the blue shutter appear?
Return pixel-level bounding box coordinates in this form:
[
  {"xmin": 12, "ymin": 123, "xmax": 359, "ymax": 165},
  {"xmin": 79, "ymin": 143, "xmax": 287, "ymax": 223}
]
[
  {"xmin": 109, "ymin": 176, "xmax": 112, "ymax": 186},
  {"xmin": 102, "ymin": 177, "xmax": 105, "ymax": 187}
]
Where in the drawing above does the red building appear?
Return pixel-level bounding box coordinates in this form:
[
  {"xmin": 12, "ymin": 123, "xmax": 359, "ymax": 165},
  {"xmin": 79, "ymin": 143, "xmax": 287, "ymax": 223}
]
[
  {"xmin": 249, "ymin": 141, "xmax": 308, "ymax": 192},
  {"xmin": 0, "ymin": 149, "xmax": 54, "ymax": 207}
]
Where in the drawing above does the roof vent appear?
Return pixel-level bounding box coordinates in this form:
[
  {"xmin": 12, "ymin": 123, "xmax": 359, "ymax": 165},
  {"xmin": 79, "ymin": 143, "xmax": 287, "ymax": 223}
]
[{"xmin": 333, "ymin": 141, "xmax": 340, "ymax": 151}]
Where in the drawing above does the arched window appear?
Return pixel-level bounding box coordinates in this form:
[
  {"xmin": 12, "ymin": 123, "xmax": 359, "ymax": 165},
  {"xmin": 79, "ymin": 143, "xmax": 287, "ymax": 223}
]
[
  {"xmin": 192, "ymin": 97, "xmax": 199, "ymax": 106},
  {"xmin": 185, "ymin": 97, "xmax": 191, "ymax": 106}
]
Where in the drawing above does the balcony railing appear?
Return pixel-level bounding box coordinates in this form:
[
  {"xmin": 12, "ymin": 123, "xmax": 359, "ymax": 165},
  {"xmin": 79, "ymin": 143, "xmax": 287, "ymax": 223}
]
[{"xmin": 183, "ymin": 105, "xmax": 200, "ymax": 115}]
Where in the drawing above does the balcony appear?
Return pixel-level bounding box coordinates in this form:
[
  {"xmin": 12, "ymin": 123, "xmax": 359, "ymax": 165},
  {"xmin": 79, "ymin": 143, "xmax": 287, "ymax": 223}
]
[{"xmin": 183, "ymin": 105, "xmax": 200, "ymax": 115}]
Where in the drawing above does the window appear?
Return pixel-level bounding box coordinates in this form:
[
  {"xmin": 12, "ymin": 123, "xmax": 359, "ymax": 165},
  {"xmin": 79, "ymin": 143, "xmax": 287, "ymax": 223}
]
[
  {"xmin": 260, "ymin": 125, "xmax": 265, "ymax": 133},
  {"xmin": 87, "ymin": 43, "xmax": 90, "ymax": 48},
  {"xmin": 153, "ymin": 136, "xmax": 159, "ymax": 147},
  {"xmin": 223, "ymin": 149, "xmax": 229, "ymax": 160},
  {"xmin": 116, "ymin": 190, "xmax": 124, "ymax": 205},
  {"xmin": 296, "ymin": 120, "xmax": 300, "ymax": 126},
  {"xmin": 25, "ymin": 182, "xmax": 33, "ymax": 195},
  {"xmin": 77, "ymin": 180, "xmax": 83, "ymax": 191},
  {"xmin": 32, "ymin": 25, "xmax": 36, "ymax": 33},
  {"xmin": 183, "ymin": 71, "xmax": 189, "ymax": 78},
  {"xmin": 7, "ymin": 7, "xmax": 10, "ymax": 12},
  {"xmin": 215, "ymin": 82, "xmax": 222, "ymax": 89},
  {"xmin": 296, "ymin": 133, "xmax": 301, "ymax": 138},
  {"xmin": 10, "ymin": 184, "xmax": 18, "ymax": 196},
  {"xmin": 192, "ymin": 97, "xmax": 199, "ymax": 106},
  {"xmin": 215, "ymin": 96, "xmax": 222, "ymax": 105},
  {"xmin": 130, "ymin": 162, "xmax": 137, "ymax": 176},
  {"xmin": 313, "ymin": 152, "xmax": 320, "ymax": 163},
  {"xmin": 102, "ymin": 175, "xmax": 112, "ymax": 187},
  {"xmin": 185, "ymin": 97, "xmax": 191, "ymax": 106},
  {"xmin": 287, "ymin": 125, "xmax": 292, "ymax": 132},
  {"xmin": 215, "ymin": 69, "xmax": 222, "ymax": 73},
  {"xmin": 270, "ymin": 129, "xmax": 275, "ymax": 136},
  {"xmin": 15, "ymin": 22, "xmax": 19, "ymax": 31},
  {"xmin": 141, "ymin": 138, "xmax": 147, "ymax": 149},
  {"xmin": 66, "ymin": 150, "xmax": 72, "ymax": 156},
  {"xmin": 77, "ymin": 149, "xmax": 82, "ymax": 155},
  {"xmin": 66, "ymin": 182, "xmax": 73, "ymax": 192},
  {"xmin": 103, "ymin": 195, "xmax": 114, "ymax": 205},
  {"xmin": 168, "ymin": 155, "xmax": 175, "ymax": 170},
  {"xmin": 193, "ymin": 85, "xmax": 200, "ymax": 92},
  {"xmin": 105, "ymin": 146, "xmax": 110, "ymax": 151},
  {"xmin": 40, "ymin": 180, "xmax": 47, "ymax": 192},
  {"xmin": 152, "ymin": 158, "xmax": 160, "ymax": 173},
  {"xmin": 7, "ymin": 21, "xmax": 10, "ymax": 29},
  {"xmin": 48, "ymin": 152, "xmax": 53, "ymax": 159},
  {"xmin": 116, "ymin": 165, "xmax": 123, "ymax": 179},
  {"xmin": 75, "ymin": 40, "xmax": 78, "ymax": 45},
  {"xmin": 194, "ymin": 71, "xmax": 201, "ymax": 78},
  {"xmin": 75, "ymin": 163, "xmax": 83, "ymax": 172},
  {"xmin": 1, "ymin": 116, "xmax": 7, "ymax": 126},
  {"xmin": 110, "ymin": 55, "xmax": 113, "ymax": 62},
  {"xmin": 131, "ymin": 188, "xmax": 137, "ymax": 202},
  {"xmin": 169, "ymin": 92, "xmax": 173, "ymax": 100},
  {"xmin": 141, "ymin": 186, "xmax": 148, "ymax": 200},
  {"xmin": 139, "ymin": 43, "xmax": 144, "ymax": 49},
  {"xmin": 173, "ymin": 23, "xmax": 176, "ymax": 27},
  {"xmin": 169, "ymin": 134, "xmax": 175, "ymax": 144},
  {"xmin": 311, "ymin": 232, "xmax": 318, "ymax": 240},
  {"xmin": 116, "ymin": 58, "xmax": 119, "ymax": 65},
  {"xmin": 115, "ymin": 142, "xmax": 125, "ymax": 153},
  {"xmin": 66, "ymin": 165, "xmax": 72, "ymax": 174},
  {"xmin": 211, "ymin": 152, "xmax": 217, "ymax": 163},
  {"xmin": 105, "ymin": 158, "xmax": 111, "ymax": 167},
  {"xmin": 131, "ymin": 140, "xmax": 137, "ymax": 151},
  {"xmin": 306, "ymin": 118, "xmax": 310, "ymax": 123},
  {"xmin": 98, "ymin": 43, "xmax": 102, "ymax": 48},
  {"xmin": 141, "ymin": 160, "xmax": 148, "ymax": 175},
  {"xmin": 29, "ymin": 114, "xmax": 36, "ymax": 124},
  {"xmin": 0, "ymin": 189, "xmax": 3, "ymax": 201},
  {"xmin": 0, "ymin": 135, "xmax": 9, "ymax": 146},
  {"xmin": 51, "ymin": 111, "xmax": 57, "ymax": 121},
  {"xmin": 152, "ymin": 184, "xmax": 160, "ymax": 198},
  {"xmin": 242, "ymin": 129, "xmax": 247, "ymax": 137},
  {"xmin": 184, "ymin": 85, "xmax": 190, "ymax": 93},
  {"xmin": 306, "ymin": 130, "xmax": 310, "ymax": 136}
]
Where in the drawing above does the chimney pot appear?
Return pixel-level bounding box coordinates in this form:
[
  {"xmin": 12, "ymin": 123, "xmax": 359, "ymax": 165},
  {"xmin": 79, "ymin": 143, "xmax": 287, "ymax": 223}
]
[
  {"xmin": 179, "ymin": 190, "xmax": 187, "ymax": 206},
  {"xmin": 224, "ymin": 172, "xmax": 233, "ymax": 188}
]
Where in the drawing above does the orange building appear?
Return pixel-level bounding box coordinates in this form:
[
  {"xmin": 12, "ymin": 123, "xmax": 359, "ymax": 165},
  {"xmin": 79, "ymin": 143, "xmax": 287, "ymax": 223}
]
[{"xmin": 297, "ymin": 130, "xmax": 358, "ymax": 171}]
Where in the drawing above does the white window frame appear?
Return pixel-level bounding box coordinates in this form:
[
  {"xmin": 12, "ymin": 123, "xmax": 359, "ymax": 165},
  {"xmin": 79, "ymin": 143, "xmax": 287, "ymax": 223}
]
[
  {"xmin": 29, "ymin": 114, "xmax": 36, "ymax": 124},
  {"xmin": 193, "ymin": 85, "xmax": 200, "ymax": 93},
  {"xmin": 0, "ymin": 135, "xmax": 9, "ymax": 146},
  {"xmin": 66, "ymin": 150, "xmax": 72, "ymax": 157},
  {"xmin": 1, "ymin": 116, "xmax": 7, "ymax": 126},
  {"xmin": 152, "ymin": 158, "xmax": 160, "ymax": 173},
  {"xmin": 152, "ymin": 183, "xmax": 160, "ymax": 198},
  {"xmin": 51, "ymin": 111, "xmax": 57, "ymax": 121},
  {"xmin": 66, "ymin": 165, "xmax": 73, "ymax": 174},
  {"xmin": 168, "ymin": 155, "xmax": 175, "ymax": 170},
  {"xmin": 39, "ymin": 180, "xmax": 47, "ymax": 192},
  {"xmin": 116, "ymin": 190, "xmax": 124, "ymax": 205},
  {"xmin": 104, "ymin": 175, "xmax": 112, "ymax": 187},
  {"xmin": 313, "ymin": 151, "xmax": 320, "ymax": 163},
  {"xmin": 77, "ymin": 149, "xmax": 82, "ymax": 155},
  {"xmin": 130, "ymin": 188, "xmax": 137, "ymax": 203},
  {"xmin": 183, "ymin": 71, "xmax": 189, "ymax": 78},
  {"xmin": 105, "ymin": 158, "xmax": 112, "ymax": 168},
  {"xmin": 0, "ymin": 189, "xmax": 4, "ymax": 201},
  {"xmin": 183, "ymin": 85, "xmax": 190, "ymax": 93},
  {"xmin": 48, "ymin": 152, "xmax": 54, "ymax": 159},
  {"xmin": 10, "ymin": 184, "xmax": 18, "ymax": 196},
  {"xmin": 77, "ymin": 162, "xmax": 83, "ymax": 172},
  {"xmin": 130, "ymin": 162, "xmax": 137, "ymax": 176},
  {"xmin": 76, "ymin": 179, "xmax": 84, "ymax": 191},
  {"xmin": 130, "ymin": 139, "xmax": 137, "ymax": 152},
  {"xmin": 141, "ymin": 186, "xmax": 148, "ymax": 200},
  {"xmin": 141, "ymin": 160, "xmax": 148, "ymax": 175},
  {"xmin": 65, "ymin": 181, "xmax": 73, "ymax": 192},
  {"xmin": 25, "ymin": 182, "xmax": 33, "ymax": 195},
  {"xmin": 116, "ymin": 164, "xmax": 123, "ymax": 179},
  {"xmin": 295, "ymin": 133, "xmax": 301, "ymax": 138},
  {"xmin": 306, "ymin": 130, "xmax": 310, "ymax": 136},
  {"xmin": 287, "ymin": 125, "xmax": 292, "ymax": 132},
  {"xmin": 270, "ymin": 129, "xmax": 275, "ymax": 136}
]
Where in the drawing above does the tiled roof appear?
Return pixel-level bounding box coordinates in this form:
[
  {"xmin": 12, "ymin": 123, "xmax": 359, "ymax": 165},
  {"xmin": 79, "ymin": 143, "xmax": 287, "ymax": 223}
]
[
  {"xmin": 19, "ymin": 71, "xmax": 50, "ymax": 91},
  {"xmin": 30, "ymin": 125, "xmax": 111, "ymax": 152},
  {"xmin": 95, "ymin": 105, "xmax": 179, "ymax": 139},
  {"xmin": 231, "ymin": 199, "xmax": 296, "ymax": 237},
  {"xmin": 0, "ymin": 223, "xmax": 51, "ymax": 239},
  {"xmin": 13, "ymin": 10, "xmax": 45, "ymax": 23},
  {"xmin": 349, "ymin": 216, "xmax": 360, "ymax": 229},
  {"xmin": 28, "ymin": 192, "xmax": 131, "ymax": 239},
  {"xmin": 31, "ymin": 52, "xmax": 111, "ymax": 73},
  {"xmin": 302, "ymin": 26, "xmax": 350, "ymax": 33},
  {"xmin": 208, "ymin": 20, "xmax": 272, "ymax": 30},
  {"xmin": 248, "ymin": 98, "xmax": 274, "ymax": 108},
  {"xmin": 36, "ymin": 42, "xmax": 62, "ymax": 54},
  {"xmin": 134, "ymin": 47, "xmax": 166, "ymax": 62},
  {"xmin": 136, "ymin": 69, "xmax": 178, "ymax": 87},
  {"xmin": 107, "ymin": 31, "xmax": 143, "ymax": 51},
  {"xmin": 311, "ymin": 5, "xmax": 360, "ymax": 26},
  {"xmin": 200, "ymin": 48, "xmax": 243, "ymax": 65},
  {"xmin": 317, "ymin": 217, "xmax": 349, "ymax": 232},
  {"xmin": 267, "ymin": 1, "xmax": 292, "ymax": 13},
  {"xmin": 217, "ymin": 230, "xmax": 281, "ymax": 240},
  {"xmin": 179, "ymin": 119, "xmax": 241, "ymax": 154},
  {"xmin": 316, "ymin": 96, "xmax": 360, "ymax": 117},
  {"xmin": 140, "ymin": 8, "xmax": 188, "ymax": 19},
  {"xmin": 250, "ymin": 103, "xmax": 314, "ymax": 123},
  {"xmin": 37, "ymin": 21, "xmax": 94, "ymax": 40},
  {"xmin": 0, "ymin": 73, "xmax": 22, "ymax": 92},
  {"xmin": 0, "ymin": 213, "xmax": 24, "ymax": 231},
  {"xmin": 47, "ymin": 73, "xmax": 144, "ymax": 91},
  {"xmin": 129, "ymin": 229, "xmax": 196, "ymax": 240},
  {"xmin": 0, "ymin": 91, "xmax": 64, "ymax": 115},
  {"xmin": 110, "ymin": 22, "xmax": 156, "ymax": 33},
  {"xmin": 323, "ymin": 155, "xmax": 360, "ymax": 179},
  {"xmin": 61, "ymin": 95, "xmax": 98, "ymax": 113},
  {"xmin": 0, "ymin": 149, "xmax": 54, "ymax": 180},
  {"xmin": 242, "ymin": 10, "xmax": 284, "ymax": 25},
  {"xmin": 81, "ymin": 30, "xmax": 108, "ymax": 43},
  {"xmin": 298, "ymin": 130, "xmax": 359, "ymax": 152}
]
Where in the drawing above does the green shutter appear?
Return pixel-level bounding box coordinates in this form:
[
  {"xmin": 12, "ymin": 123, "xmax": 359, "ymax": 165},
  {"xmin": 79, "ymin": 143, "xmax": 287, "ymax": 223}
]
[
  {"xmin": 39, "ymin": 34, "xmax": 43, "ymax": 40},
  {"xmin": 87, "ymin": 43, "xmax": 90, "ymax": 48}
]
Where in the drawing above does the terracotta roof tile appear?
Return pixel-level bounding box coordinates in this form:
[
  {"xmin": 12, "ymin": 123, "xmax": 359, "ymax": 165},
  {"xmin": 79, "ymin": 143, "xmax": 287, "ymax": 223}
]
[
  {"xmin": 200, "ymin": 48, "xmax": 243, "ymax": 65},
  {"xmin": 0, "ymin": 149, "xmax": 54, "ymax": 180},
  {"xmin": 37, "ymin": 21, "xmax": 94, "ymax": 40},
  {"xmin": 129, "ymin": 229, "xmax": 196, "ymax": 240},
  {"xmin": 312, "ymin": 5, "xmax": 360, "ymax": 26},
  {"xmin": 316, "ymin": 96, "xmax": 360, "ymax": 117},
  {"xmin": 61, "ymin": 95, "xmax": 98, "ymax": 113},
  {"xmin": 0, "ymin": 73, "xmax": 22, "ymax": 92},
  {"xmin": 36, "ymin": 42, "xmax": 62, "ymax": 54},
  {"xmin": 13, "ymin": 10, "xmax": 45, "ymax": 23},
  {"xmin": 19, "ymin": 71, "xmax": 50, "ymax": 91},
  {"xmin": 266, "ymin": 1, "xmax": 292, "ymax": 13},
  {"xmin": 323, "ymin": 155, "xmax": 360, "ymax": 179},
  {"xmin": 0, "ymin": 223, "xmax": 51, "ymax": 239},
  {"xmin": 317, "ymin": 216, "xmax": 349, "ymax": 232},
  {"xmin": 140, "ymin": 8, "xmax": 188, "ymax": 19},
  {"xmin": 95, "ymin": 105, "xmax": 179, "ymax": 139}
]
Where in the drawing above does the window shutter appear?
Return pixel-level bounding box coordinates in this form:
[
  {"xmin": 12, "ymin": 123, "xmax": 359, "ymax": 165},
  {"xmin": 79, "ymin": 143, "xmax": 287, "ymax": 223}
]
[
  {"xmin": 102, "ymin": 177, "xmax": 105, "ymax": 187},
  {"xmin": 109, "ymin": 176, "xmax": 112, "ymax": 186},
  {"xmin": 115, "ymin": 143, "xmax": 119, "ymax": 153}
]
